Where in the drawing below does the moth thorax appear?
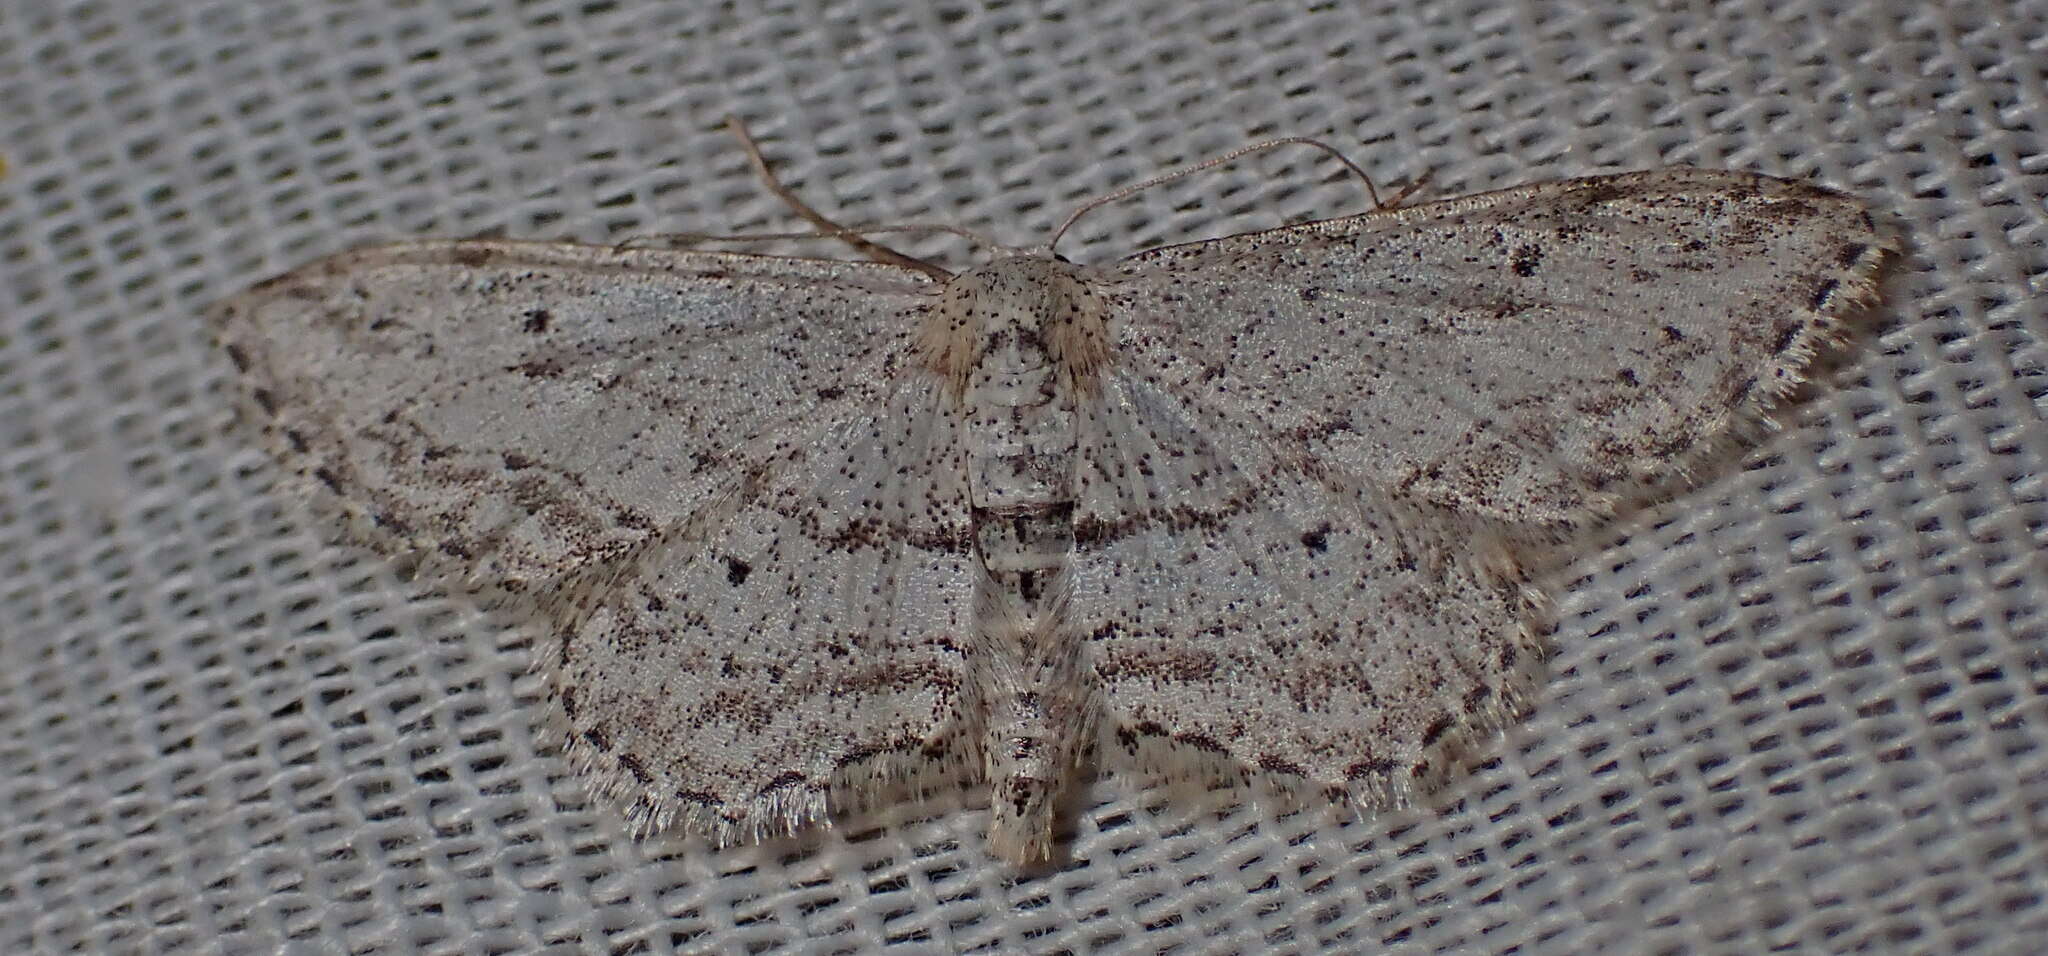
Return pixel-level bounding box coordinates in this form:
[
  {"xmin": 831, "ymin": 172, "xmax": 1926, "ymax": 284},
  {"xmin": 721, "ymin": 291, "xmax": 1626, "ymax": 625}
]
[{"xmin": 916, "ymin": 256, "xmax": 1112, "ymax": 399}]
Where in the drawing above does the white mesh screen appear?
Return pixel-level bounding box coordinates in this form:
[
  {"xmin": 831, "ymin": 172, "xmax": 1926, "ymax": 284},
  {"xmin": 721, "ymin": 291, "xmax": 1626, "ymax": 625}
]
[{"xmin": 2, "ymin": 0, "xmax": 2043, "ymax": 952}]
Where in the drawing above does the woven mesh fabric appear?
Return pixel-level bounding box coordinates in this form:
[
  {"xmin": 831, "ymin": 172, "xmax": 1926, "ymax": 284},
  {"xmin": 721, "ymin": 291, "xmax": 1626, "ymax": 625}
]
[{"xmin": 4, "ymin": 0, "xmax": 2044, "ymax": 952}]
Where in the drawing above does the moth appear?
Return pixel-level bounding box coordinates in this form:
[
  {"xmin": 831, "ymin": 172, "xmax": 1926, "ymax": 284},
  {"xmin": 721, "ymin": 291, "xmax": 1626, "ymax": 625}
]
[{"xmin": 214, "ymin": 123, "xmax": 1891, "ymax": 863}]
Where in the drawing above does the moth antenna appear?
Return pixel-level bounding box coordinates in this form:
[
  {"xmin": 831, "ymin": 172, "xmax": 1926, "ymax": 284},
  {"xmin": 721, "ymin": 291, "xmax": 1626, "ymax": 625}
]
[
  {"xmin": 1381, "ymin": 168, "xmax": 1436, "ymax": 208},
  {"xmin": 725, "ymin": 114, "xmax": 954, "ymax": 280},
  {"xmin": 617, "ymin": 222, "xmax": 1000, "ymax": 256},
  {"xmin": 1049, "ymin": 136, "xmax": 1387, "ymax": 256}
]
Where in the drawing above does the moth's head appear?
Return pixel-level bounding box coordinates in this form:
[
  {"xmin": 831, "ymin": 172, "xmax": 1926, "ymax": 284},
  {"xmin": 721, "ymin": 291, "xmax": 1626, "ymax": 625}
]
[{"xmin": 916, "ymin": 254, "xmax": 1112, "ymax": 398}]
